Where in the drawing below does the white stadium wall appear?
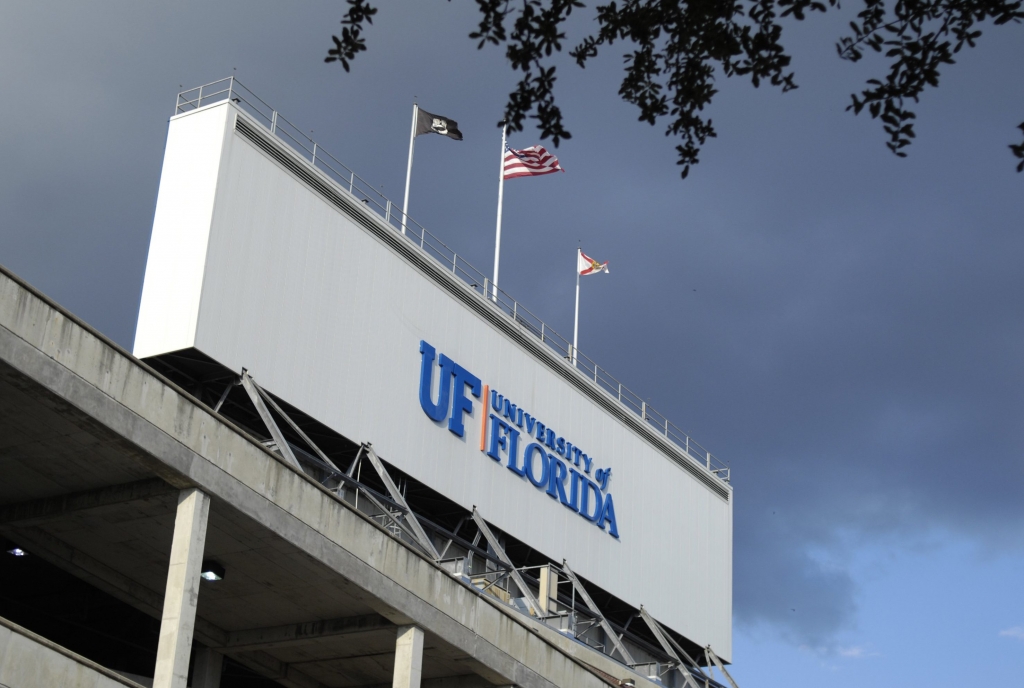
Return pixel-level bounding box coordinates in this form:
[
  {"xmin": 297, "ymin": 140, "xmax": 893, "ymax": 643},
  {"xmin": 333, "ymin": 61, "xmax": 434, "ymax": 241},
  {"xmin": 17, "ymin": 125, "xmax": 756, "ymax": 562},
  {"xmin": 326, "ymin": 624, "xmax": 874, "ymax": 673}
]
[{"xmin": 135, "ymin": 101, "xmax": 733, "ymax": 659}]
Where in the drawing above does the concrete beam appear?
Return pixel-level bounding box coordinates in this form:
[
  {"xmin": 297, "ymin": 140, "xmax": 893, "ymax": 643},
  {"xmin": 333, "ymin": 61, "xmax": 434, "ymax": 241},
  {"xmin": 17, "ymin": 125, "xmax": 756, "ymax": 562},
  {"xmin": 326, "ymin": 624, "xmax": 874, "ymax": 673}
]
[
  {"xmin": 223, "ymin": 614, "xmax": 393, "ymax": 651},
  {"xmin": 223, "ymin": 651, "xmax": 323, "ymax": 688},
  {"xmin": 0, "ymin": 478, "xmax": 174, "ymax": 527},
  {"xmin": 355, "ymin": 676, "xmax": 505, "ymax": 688}
]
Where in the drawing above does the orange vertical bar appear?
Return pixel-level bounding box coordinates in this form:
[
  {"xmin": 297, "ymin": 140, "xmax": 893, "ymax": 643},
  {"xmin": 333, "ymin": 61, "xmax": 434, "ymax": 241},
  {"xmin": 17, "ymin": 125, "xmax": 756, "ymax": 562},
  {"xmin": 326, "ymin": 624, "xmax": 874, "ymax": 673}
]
[{"xmin": 479, "ymin": 384, "xmax": 489, "ymax": 451}]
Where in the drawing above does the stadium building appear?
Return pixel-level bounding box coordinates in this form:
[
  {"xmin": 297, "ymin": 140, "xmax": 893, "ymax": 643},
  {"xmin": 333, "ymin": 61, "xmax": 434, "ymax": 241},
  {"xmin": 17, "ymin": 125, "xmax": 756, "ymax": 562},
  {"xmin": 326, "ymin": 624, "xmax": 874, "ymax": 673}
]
[{"xmin": 0, "ymin": 79, "xmax": 736, "ymax": 688}]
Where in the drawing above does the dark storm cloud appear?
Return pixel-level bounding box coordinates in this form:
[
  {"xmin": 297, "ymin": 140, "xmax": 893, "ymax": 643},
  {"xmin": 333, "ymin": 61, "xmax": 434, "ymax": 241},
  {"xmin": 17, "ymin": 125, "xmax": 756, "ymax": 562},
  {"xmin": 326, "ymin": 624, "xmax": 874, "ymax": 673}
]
[{"xmin": 2, "ymin": 1, "xmax": 1022, "ymax": 646}]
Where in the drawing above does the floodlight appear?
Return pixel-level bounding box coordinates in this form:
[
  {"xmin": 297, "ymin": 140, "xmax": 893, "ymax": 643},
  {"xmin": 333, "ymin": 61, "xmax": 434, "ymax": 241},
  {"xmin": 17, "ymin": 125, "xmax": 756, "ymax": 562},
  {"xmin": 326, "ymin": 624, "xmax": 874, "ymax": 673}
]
[
  {"xmin": 6, "ymin": 547, "xmax": 27, "ymax": 557},
  {"xmin": 200, "ymin": 560, "xmax": 225, "ymax": 581}
]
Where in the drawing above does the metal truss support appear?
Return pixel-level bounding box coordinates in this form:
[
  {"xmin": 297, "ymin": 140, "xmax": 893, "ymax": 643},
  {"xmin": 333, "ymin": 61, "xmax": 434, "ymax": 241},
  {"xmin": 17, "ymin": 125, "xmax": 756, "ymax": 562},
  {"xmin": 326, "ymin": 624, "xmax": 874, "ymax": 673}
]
[
  {"xmin": 347, "ymin": 481, "xmax": 433, "ymax": 557},
  {"xmin": 470, "ymin": 508, "xmax": 542, "ymax": 617},
  {"xmin": 345, "ymin": 445, "xmax": 364, "ymax": 478},
  {"xmin": 638, "ymin": 606, "xmax": 708, "ymax": 688},
  {"xmin": 248, "ymin": 376, "xmax": 341, "ymax": 472},
  {"xmin": 706, "ymin": 646, "xmax": 740, "ymax": 688},
  {"xmin": 236, "ymin": 373, "xmax": 438, "ymax": 560},
  {"xmin": 239, "ymin": 370, "xmax": 302, "ymax": 471},
  {"xmin": 561, "ymin": 561, "xmax": 636, "ymax": 666},
  {"xmin": 213, "ymin": 377, "xmax": 235, "ymax": 413},
  {"xmin": 362, "ymin": 444, "xmax": 441, "ymax": 561},
  {"xmin": 437, "ymin": 515, "xmax": 466, "ymax": 560},
  {"xmin": 463, "ymin": 530, "xmax": 483, "ymax": 573}
]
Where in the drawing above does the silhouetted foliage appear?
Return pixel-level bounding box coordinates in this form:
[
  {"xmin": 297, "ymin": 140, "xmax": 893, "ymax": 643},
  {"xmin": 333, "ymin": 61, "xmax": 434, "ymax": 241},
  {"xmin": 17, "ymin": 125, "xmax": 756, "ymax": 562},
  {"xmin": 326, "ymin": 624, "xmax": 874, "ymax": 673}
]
[
  {"xmin": 326, "ymin": 0, "xmax": 1024, "ymax": 178},
  {"xmin": 324, "ymin": 0, "xmax": 378, "ymax": 72},
  {"xmin": 1012, "ymin": 122, "xmax": 1024, "ymax": 172}
]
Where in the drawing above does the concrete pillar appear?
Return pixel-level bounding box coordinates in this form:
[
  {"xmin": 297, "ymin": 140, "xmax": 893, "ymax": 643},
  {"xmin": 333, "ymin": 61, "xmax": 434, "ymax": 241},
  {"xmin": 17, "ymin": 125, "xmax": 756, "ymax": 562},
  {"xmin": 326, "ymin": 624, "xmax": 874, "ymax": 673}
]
[
  {"xmin": 392, "ymin": 625, "xmax": 424, "ymax": 688},
  {"xmin": 192, "ymin": 647, "xmax": 223, "ymax": 688},
  {"xmin": 153, "ymin": 488, "xmax": 211, "ymax": 688}
]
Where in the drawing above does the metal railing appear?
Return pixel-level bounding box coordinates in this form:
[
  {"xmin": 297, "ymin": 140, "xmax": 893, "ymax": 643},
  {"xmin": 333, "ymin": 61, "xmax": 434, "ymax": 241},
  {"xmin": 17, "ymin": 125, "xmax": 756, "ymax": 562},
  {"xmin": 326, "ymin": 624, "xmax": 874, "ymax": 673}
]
[{"xmin": 174, "ymin": 77, "xmax": 730, "ymax": 483}]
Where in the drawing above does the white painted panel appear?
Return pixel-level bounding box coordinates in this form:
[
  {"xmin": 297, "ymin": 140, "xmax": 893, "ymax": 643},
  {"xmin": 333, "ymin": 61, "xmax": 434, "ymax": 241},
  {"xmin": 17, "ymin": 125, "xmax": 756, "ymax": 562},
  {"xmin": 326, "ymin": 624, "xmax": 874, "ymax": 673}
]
[
  {"xmin": 134, "ymin": 105, "xmax": 230, "ymax": 358},
  {"xmin": 136, "ymin": 104, "xmax": 733, "ymax": 659}
]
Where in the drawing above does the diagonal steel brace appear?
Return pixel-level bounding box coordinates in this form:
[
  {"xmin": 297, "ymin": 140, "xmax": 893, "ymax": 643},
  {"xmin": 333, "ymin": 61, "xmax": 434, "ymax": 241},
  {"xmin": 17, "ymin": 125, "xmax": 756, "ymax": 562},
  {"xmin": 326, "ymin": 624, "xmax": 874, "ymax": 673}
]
[
  {"xmin": 249, "ymin": 379, "xmax": 341, "ymax": 472},
  {"xmin": 561, "ymin": 560, "xmax": 636, "ymax": 666},
  {"xmin": 706, "ymin": 646, "xmax": 740, "ymax": 688},
  {"xmin": 638, "ymin": 606, "xmax": 708, "ymax": 688},
  {"xmin": 470, "ymin": 508, "xmax": 543, "ymax": 617},
  {"xmin": 240, "ymin": 370, "xmax": 302, "ymax": 471},
  {"xmin": 361, "ymin": 444, "xmax": 440, "ymax": 560}
]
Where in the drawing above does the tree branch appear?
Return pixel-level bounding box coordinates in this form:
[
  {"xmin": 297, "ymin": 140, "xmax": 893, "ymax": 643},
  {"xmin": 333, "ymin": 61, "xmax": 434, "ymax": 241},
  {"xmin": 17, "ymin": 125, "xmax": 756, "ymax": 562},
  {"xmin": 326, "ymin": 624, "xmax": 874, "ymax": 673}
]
[{"xmin": 325, "ymin": 0, "xmax": 1024, "ymax": 176}]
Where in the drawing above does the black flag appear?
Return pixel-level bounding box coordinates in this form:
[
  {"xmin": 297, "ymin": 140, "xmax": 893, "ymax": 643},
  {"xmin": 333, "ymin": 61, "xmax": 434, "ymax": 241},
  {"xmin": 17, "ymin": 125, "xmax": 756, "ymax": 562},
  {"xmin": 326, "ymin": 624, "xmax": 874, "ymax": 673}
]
[{"xmin": 416, "ymin": 108, "xmax": 463, "ymax": 141}]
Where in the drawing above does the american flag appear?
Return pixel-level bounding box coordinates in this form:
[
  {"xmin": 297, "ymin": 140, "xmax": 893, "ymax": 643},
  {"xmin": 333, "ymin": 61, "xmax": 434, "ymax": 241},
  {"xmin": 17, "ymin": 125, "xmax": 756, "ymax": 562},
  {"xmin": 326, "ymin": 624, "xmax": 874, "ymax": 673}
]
[{"xmin": 503, "ymin": 144, "xmax": 564, "ymax": 179}]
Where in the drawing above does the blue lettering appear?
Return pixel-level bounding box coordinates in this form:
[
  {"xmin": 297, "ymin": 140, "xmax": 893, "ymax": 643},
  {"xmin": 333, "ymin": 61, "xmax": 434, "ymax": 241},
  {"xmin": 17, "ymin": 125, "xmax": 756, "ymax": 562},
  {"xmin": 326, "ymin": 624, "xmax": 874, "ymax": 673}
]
[
  {"xmin": 507, "ymin": 424, "xmax": 520, "ymax": 471},
  {"xmin": 507, "ymin": 436, "xmax": 527, "ymax": 476},
  {"xmin": 419, "ymin": 341, "xmax": 454, "ymax": 422},
  {"xmin": 486, "ymin": 414, "xmax": 508, "ymax": 462},
  {"xmin": 567, "ymin": 468, "xmax": 581, "ymax": 512},
  {"xmin": 580, "ymin": 478, "xmax": 602, "ymax": 522},
  {"xmin": 597, "ymin": 493, "xmax": 619, "ymax": 538},
  {"xmin": 448, "ymin": 363, "xmax": 481, "ymax": 438},
  {"xmin": 419, "ymin": 343, "xmax": 621, "ymax": 537},
  {"xmin": 503, "ymin": 399, "xmax": 517, "ymax": 423},
  {"xmin": 523, "ymin": 443, "xmax": 550, "ymax": 488},
  {"xmin": 488, "ymin": 416, "xmax": 522, "ymax": 472},
  {"xmin": 547, "ymin": 456, "xmax": 574, "ymax": 509}
]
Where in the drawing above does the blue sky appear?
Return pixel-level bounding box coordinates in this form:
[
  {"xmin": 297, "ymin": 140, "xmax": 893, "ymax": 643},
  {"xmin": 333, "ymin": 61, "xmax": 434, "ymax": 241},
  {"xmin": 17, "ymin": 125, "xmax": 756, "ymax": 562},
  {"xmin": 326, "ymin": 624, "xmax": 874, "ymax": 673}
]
[
  {"xmin": 1, "ymin": 2, "xmax": 1022, "ymax": 685},
  {"xmin": 733, "ymin": 535, "xmax": 1024, "ymax": 685}
]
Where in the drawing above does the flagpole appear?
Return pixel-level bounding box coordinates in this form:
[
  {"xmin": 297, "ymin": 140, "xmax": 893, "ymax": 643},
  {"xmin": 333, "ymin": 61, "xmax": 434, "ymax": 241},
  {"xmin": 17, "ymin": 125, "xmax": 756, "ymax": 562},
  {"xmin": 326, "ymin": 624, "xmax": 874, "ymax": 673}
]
[
  {"xmin": 491, "ymin": 122, "xmax": 507, "ymax": 302},
  {"xmin": 401, "ymin": 103, "xmax": 418, "ymax": 235},
  {"xmin": 573, "ymin": 250, "xmax": 580, "ymax": 366}
]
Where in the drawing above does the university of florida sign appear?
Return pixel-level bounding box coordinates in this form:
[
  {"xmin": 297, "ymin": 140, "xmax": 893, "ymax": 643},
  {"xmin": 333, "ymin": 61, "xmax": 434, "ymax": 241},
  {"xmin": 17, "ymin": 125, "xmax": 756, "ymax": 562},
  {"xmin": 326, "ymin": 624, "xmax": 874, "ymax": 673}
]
[{"xmin": 418, "ymin": 340, "xmax": 620, "ymax": 538}]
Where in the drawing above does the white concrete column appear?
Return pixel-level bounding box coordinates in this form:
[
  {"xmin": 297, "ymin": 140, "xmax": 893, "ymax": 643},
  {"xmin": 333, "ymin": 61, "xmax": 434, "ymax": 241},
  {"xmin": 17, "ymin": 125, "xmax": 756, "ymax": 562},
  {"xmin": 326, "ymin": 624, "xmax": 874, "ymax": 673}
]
[
  {"xmin": 392, "ymin": 625, "xmax": 425, "ymax": 688},
  {"xmin": 192, "ymin": 647, "xmax": 223, "ymax": 688},
  {"xmin": 153, "ymin": 488, "xmax": 211, "ymax": 688}
]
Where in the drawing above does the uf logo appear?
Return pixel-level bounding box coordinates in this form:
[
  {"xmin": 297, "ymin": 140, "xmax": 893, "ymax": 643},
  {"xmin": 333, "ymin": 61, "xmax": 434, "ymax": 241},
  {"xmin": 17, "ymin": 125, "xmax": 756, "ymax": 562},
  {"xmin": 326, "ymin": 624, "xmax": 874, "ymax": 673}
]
[{"xmin": 418, "ymin": 340, "xmax": 481, "ymax": 438}]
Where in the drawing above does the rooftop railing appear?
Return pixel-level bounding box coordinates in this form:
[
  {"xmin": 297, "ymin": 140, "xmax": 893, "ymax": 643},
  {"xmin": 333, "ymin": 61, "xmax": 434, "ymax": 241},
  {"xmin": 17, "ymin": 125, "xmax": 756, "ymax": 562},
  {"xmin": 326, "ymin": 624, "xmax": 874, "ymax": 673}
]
[{"xmin": 174, "ymin": 77, "xmax": 730, "ymax": 483}]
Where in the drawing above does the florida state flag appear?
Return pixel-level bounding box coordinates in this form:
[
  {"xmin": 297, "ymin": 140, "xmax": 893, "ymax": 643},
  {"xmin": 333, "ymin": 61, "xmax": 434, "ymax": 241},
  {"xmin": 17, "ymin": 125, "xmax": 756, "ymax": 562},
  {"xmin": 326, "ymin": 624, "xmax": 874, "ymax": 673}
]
[{"xmin": 578, "ymin": 249, "xmax": 609, "ymax": 275}]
